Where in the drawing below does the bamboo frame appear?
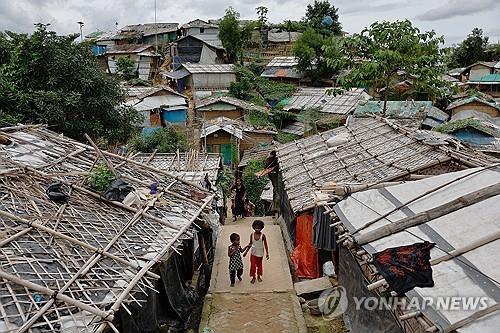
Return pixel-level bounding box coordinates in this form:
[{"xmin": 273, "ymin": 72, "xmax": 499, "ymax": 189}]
[{"xmin": 0, "ymin": 126, "xmax": 217, "ymax": 332}]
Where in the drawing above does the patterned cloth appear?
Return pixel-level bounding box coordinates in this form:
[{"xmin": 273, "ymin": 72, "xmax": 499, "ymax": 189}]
[
  {"xmin": 372, "ymin": 241, "xmax": 435, "ymax": 295},
  {"xmin": 229, "ymin": 246, "xmax": 244, "ymax": 271}
]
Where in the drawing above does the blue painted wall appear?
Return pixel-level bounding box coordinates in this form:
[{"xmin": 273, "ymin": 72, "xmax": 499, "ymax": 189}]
[
  {"xmin": 92, "ymin": 45, "xmax": 107, "ymax": 56},
  {"xmin": 161, "ymin": 108, "xmax": 187, "ymax": 125}
]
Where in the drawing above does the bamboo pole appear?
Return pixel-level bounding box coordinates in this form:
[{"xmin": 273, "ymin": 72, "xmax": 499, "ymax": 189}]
[
  {"xmin": 95, "ymin": 193, "xmax": 215, "ymax": 333},
  {"xmin": 430, "ymin": 231, "xmax": 500, "ymax": 266},
  {"xmin": 0, "ymin": 270, "xmax": 114, "ymax": 321},
  {"xmin": 0, "ymin": 209, "xmax": 160, "ymax": 280},
  {"xmin": 353, "ymin": 164, "xmax": 499, "ymax": 235},
  {"xmin": 84, "ymin": 133, "xmax": 118, "ymax": 177},
  {"xmin": 443, "ymin": 303, "xmax": 500, "ymax": 333},
  {"xmin": 355, "ymin": 182, "xmax": 500, "ymax": 245},
  {"xmin": 26, "ymin": 127, "xmax": 207, "ymax": 192}
]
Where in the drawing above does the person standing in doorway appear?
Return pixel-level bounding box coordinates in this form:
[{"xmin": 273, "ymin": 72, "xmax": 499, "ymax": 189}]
[
  {"xmin": 231, "ymin": 178, "xmax": 246, "ymax": 221},
  {"xmin": 243, "ymin": 220, "xmax": 269, "ymax": 283}
]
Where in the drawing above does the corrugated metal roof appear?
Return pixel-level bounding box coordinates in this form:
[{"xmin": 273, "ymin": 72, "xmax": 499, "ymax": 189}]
[
  {"xmin": 284, "ymin": 88, "xmax": 371, "ymax": 114},
  {"xmin": 266, "ymin": 56, "xmax": 299, "ymax": 67},
  {"xmin": 195, "ymin": 96, "xmax": 268, "ymax": 112},
  {"xmin": 105, "ymin": 44, "xmax": 155, "ymax": 54},
  {"xmin": 469, "ymin": 73, "xmax": 500, "ymax": 83},
  {"xmin": 183, "ymin": 63, "xmax": 235, "ymax": 74},
  {"xmin": 181, "ymin": 19, "xmax": 218, "ymax": 29},
  {"xmin": 200, "ymin": 116, "xmax": 276, "ymax": 139},
  {"xmin": 447, "ymin": 96, "xmax": 500, "ymax": 111},
  {"xmin": 124, "ymin": 85, "xmax": 187, "ymax": 100},
  {"xmin": 189, "ymin": 34, "xmax": 224, "ymax": 49},
  {"xmin": 121, "ymin": 23, "xmax": 179, "ymax": 36}
]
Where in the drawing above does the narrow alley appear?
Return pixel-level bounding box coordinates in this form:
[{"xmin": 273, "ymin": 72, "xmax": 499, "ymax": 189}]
[{"xmin": 199, "ymin": 216, "xmax": 307, "ymax": 333}]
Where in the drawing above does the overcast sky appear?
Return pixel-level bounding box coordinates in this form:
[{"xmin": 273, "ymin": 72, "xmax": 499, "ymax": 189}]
[{"xmin": 1, "ymin": 0, "xmax": 499, "ymax": 45}]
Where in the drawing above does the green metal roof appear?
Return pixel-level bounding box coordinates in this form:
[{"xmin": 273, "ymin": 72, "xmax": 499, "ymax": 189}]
[
  {"xmin": 474, "ymin": 74, "xmax": 500, "ymax": 82},
  {"xmin": 354, "ymin": 100, "xmax": 432, "ymax": 118}
]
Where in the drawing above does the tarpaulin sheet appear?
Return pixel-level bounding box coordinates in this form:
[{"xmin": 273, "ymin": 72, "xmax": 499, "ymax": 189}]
[
  {"xmin": 119, "ymin": 244, "xmax": 198, "ymax": 333},
  {"xmin": 291, "ymin": 213, "xmax": 319, "ymax": 278}
]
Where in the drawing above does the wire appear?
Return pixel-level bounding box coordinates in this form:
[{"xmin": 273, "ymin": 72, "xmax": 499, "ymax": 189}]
[{"xmin": 348, "ymin": 194, "xmax": 500, "ymax": 287}]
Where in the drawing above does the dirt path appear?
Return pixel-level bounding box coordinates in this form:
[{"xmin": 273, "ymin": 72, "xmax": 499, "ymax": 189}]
[{"xmin": 199, "ymin": 216, "xmax": 307, "ymax": 333}]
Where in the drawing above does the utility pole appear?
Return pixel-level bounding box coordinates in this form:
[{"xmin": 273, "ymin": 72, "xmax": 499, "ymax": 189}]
[
  {"xmin": 154, "ymin": 0, "xmax": 158, "ymax": 53},
  {"xmin": 77, "ymin": 21, "xmax": 84, "ymax": 42}
]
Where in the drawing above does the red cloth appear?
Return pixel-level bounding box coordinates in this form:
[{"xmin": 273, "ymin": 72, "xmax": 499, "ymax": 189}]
[
  {"xmin": 291, "ymin": 213, "xmax": 319, "ymax": 278},
  {"xmin": 250, "ymin": 254, "xmax": 263, "ymax": 277}
]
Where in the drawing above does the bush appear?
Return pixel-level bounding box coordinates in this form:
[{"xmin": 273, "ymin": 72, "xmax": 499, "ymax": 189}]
[
  {"xmin": 216, "ymin": 167, "xmax": 235, "ymax": 200},
  {"xmin": 129, "ymin": 127, "xmax": 189, "ymax": 153},
  {"xmin": 88, "ymin": 165, "xmax": 116, "ymax": 192},
  {"xmin": 242, "ymin": 158, "xmax": 269, "ymax": 216},
  {"xmin": 246, "ymin": 109, "xmax": 275, "ymax": 129},
  {"xmin": 276, "ymin": 131, "xmax": 299, "ymax": 143}
]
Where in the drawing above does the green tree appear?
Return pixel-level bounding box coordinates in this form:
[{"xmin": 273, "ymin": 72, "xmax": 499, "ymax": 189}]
[
  {"xmin": 116, "ymin": 56, "xmax": 136, "ymax": 80},
  {"xmin": 256, "ymin": 6, "xmax": 269, "ymax": 29},
  {"xmin": 448, "ymin": 28, "xmax": 489, "ymax": 68},
  {"xmin": 0, "ymin": 24, "xmax": 141, "ymax": 144},
  {"xmin": 325, "ymin": 20, "xmax": 448, "ymax": 114},
  {"xmin": 129, "ymin": 127, "xmax": 189, "ymax": 153},
  {"xmin": 219, "ymin": 7, "xmax": 254, "ymax": 63},
  {"xmin": 293, "ymin": 28, "xmax": 340, "ymax": 82},
  {"xmin": 242, "ymin": 158, "xmax": 269, "ymax": 215},
  {"xmin": 304, "ymin": 0, "xmax": 342, "ymax": 36}
]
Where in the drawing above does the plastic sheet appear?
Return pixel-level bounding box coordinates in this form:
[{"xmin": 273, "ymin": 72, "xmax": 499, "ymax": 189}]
[{"xmin": 291, "ymin": 213, "xmax": 319, "ymax": 279}]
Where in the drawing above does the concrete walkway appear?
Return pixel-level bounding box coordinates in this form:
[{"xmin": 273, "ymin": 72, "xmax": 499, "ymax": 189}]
[{"xmin": 199, "ymin": 216, "xmax": 307, "ymax": 333}]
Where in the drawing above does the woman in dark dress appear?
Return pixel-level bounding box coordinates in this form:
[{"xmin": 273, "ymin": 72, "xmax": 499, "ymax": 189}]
[{"xmin": 231, "ymin": 178, "xmax": 246, "ymax": 221}]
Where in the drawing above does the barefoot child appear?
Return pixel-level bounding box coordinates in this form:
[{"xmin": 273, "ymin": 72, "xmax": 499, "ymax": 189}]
[
  {"xmin": 243, "ymin": 220, "xmax": 269, "ymax": 283},
  {"xmin": 228, "ymin": 233, "xmax": 248, "ymax": 287}
]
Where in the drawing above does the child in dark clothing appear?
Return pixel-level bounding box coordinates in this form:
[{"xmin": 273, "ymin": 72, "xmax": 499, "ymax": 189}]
[{"xmin": 228, "ymin": 233, "xmax": 249, "ymax": 287}]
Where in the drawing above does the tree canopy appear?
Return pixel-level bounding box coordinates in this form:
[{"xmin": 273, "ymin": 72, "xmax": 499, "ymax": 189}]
[
  {"xmin": 303, "ymin": 0, "xmax": 342, "ymax": 36},
  {"xmin": 293, "ymin": 28, "xmax": 340, "ymax": 83},
  {"xmin": 0, "ymin": 24, "xmax": 141, "ymax": 144},
  {"xmin": 218, "ymin": 7, "xmax": 254, "ymax": 63},
  {"xmin": 325, "ymin": 20, "xmax": 449, "ymax": 112},
  {"xmin": 129, "ymin": 127, "xmax": 189, "ymax": 153},
  {"xmin": 447, "ymin": 28, "xmax": 492, "ymax": 68}
]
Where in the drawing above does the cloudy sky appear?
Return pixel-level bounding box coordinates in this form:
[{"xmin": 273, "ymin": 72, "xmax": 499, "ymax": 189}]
[{"xmin": 1, "ymin": 0, "xmax": 499, "ymax": 45}]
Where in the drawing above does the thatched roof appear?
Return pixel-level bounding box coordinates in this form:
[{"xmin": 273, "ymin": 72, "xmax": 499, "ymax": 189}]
[
  {"xmin": 0, "ymin": 125, "xmax": 215, "ymax": 332},
  {"xmin": 276, "ymin": 117, "xmax": 496, "ymax": 214}
]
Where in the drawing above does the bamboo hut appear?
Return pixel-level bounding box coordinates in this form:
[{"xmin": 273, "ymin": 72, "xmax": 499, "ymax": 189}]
[
  {"xmin": 0, "ymin": 125, "xmax": 219, "ymax": 332},
  {"xmin": 318, "ymin": 166, "xmax": 500, "ymax": 333},
  {"xmin": 275, "ymin": 117, "xmax": 496, "ymax": 277}
]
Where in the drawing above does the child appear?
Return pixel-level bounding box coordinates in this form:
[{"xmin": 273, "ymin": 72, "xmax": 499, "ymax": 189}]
[
  {"xmin": 244, "ymin": 198, "xmax": 255, "ymax": 217},
  {"xmin": 228, "ymin": 233, "xmax": 248, "ymax": 287},
  {"xmin": 243, "ymin": 220, "xmax": 269, "ymax": 284}
]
